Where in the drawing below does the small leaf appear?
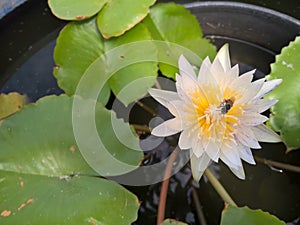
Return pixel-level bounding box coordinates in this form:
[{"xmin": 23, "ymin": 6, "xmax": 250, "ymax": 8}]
[
  {"xmin": 220, "ymin": 205, "xmax": 285, "ymax": 225},
  {"xmin": 97, "ymin": 0, "xmax": 156, "ymax": 38},
  {"xmin": 54, "ymin": 18, "xmax": 158, "ymax": 106},
  {"xmin": 162, "ymin": 219, "xmax": 188, "ymax": 225},
  {"xmin": 143, "ymin": 3, "xmax": 216, "ymax": 79},
  {"xmin": 0, "ymin": 92, "xmax": 25, "ymax": 120},
  {"xmin": 48, "ymin": 0, "xmax": 108, "ymax": 21},
  {"xmin": 266, "ymin": 36, "xmax": 300, "ymax": 151},
  {"xmin": 54, "ymin": 18, "xmax": 110, "ymax": 105},
  {"xmin": 107, "ymin": 23, "xmax": 158, "ymax": 105}
]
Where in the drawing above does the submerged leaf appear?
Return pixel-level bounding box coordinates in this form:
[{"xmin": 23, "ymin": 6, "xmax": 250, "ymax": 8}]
[
  {"xmin": 0, "ymin": 95, "xmax": 141, "ymax": 224},
  {"xmin": 97, "ymin": 0, "xmax": 156, "ymax": 38},
  {"xmin": 162, "ymin": 219, "xmax": 188, "ymax": 225},
  {"xmin": 48, "ymin": 0, "xmax": 108, "ymax": 21},
  {"xmin": 266, "ymin": 36, "xmax": 300, "ymax": 151},
  {"xmin": 143, "ymin": 3, "xmax": 216, "ymax": 79},
  {"xmin": 0, "ymin": 92, "xmax": 25, "ymax": 120},
  {"xmin": 220, "ymin": 205, "xmax": 285, "ymax": 225}
]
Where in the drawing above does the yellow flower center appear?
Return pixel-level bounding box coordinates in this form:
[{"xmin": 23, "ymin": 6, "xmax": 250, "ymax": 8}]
[{"xmin": 186, "ymin": 85, "xmax": 243, "ymax": 143}]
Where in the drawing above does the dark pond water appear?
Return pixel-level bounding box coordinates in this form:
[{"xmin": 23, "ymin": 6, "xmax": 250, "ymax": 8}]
[{"xmin": 0, "ymin": 1, "xmax": 300, "ymax": 225}]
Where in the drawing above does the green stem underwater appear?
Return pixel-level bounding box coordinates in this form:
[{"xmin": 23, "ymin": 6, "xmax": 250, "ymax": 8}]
[
  {"xmin": 254, "ymin": 155, "xmax": 300, "ymax": 173},
  {"xmin": 204, "ymin": 169, "xmax": 237, "ymax": 207}
]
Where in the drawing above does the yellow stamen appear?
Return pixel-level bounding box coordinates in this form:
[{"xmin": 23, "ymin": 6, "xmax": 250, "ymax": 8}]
[{"xmin": 188, "ymin": 85, "xmax": 244, "ymax": 143}]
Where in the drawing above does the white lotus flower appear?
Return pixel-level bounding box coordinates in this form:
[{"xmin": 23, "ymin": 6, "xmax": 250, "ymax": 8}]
[{"xmin": 149, "ymin": 44, "xmax": 282, "ymax": 181}]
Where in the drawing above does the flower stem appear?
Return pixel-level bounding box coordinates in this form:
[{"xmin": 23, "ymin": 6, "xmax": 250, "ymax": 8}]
[
  {"xmin": 254, "ymin": 155, "xmax": 300, "ymax": 173},
  {"xmin": 135, "ymin": 100, "xmax": 157, "ymax": 116},
  {"xmin": 191, "ymin": 187, "xmax": 207, "ymax": 225},
  {"xmin": 204, "ymin": 169, "xmax": 237, "ymax": 207},
  {"xmin": 157, "ymin": 149, "xmax": 179, "ymax": 225},
  {"xmin": 131, "ymin": 124, "xmax": 151, "ymax": 133}
]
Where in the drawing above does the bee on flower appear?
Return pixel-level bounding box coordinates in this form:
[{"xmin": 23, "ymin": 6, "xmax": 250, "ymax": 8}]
[{"xmin": 149, "ymin": 44, "xmax": 282, "ymax": 181}]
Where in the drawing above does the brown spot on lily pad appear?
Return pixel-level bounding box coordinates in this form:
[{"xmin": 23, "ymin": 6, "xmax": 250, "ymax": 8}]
[
  {"xmin": 1, "ymin": 210, "xmax": 11, "ymax": 217},
  {"xmin": 26, "ymin": 198, "xmax": 34, "ymax": 204},
  {"xmin": 75, "ymin": 15, "xmax": 88, "ymax": 20},
  {"xmin": 19, "ymin": 177, "xmax": 24, "ymax": 188},
  {"xmin": 0, "ymin": 120, "xmax": 2, "ymax": 126},
  {"xmin": 17, "ymin": 198, "xmax": 34, "ymax": 211},
  {"xmin": 69, "ymin": 145, "xmax": 76, "ymax": 153},
  {"xmin": 17, "ymin": 203, "xmax": 26, "ymax": 211}
]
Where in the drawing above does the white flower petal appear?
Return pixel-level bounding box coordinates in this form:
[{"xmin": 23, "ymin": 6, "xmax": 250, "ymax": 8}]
[
  {"xmin": 236, "ymin": 78, "xmax": 265, "ymax": 104},
  {"xmin": 179, "ymin": 55, "xmax": 197, "ymax": 79},
  {"xmin": 231, "ymin": 70, "xmax": 255, "ymax": 92},
  {"xmin": 252, "ymin": 124, "xmax": 281, "ymax": 142},
  {"xmin": 198, "ymin": 57, "xmax": 212, "ymax": 83},
  {"xmin": 179, "ymin": 129, "xmax": 192, "ymax": 149},
  {"xmin": 211, "ymin": 58, "xmax": 226, "ymax": 82},
  {"xmin": 149, "ymin": 88, "xmax": 179, "ymax": 108},
  {"xmin": 240, "ymin": 112, "xmax": 268, "ymax": 126},
  {"xmin": 198, "ymin": 57, "xmax": 218, "ymax": 87},
  {"xmin": 213, "ymin": 44, "xmax": 231, "ymax": 72},
  {"xmin": 246, "ymin": 99, "xmax": 278, "ymax": 113},
  {"xmin": 254, "ymin": 79, "xmax": 282, "ymax": 99},
  {"xmin": 205, "ymin": 140, "xmax": 220, "ymax": 162},
  {"xmin": 235, "ymin": 126, "xmax": 261, "ymax": 149},
  {"xmin": 237, "ymin": 143, "xmax": 256, "ymax": 165},
  {"xmin": 177, "ymin": 70, "xmax": 198, "ymax": 96},
  {"xmin": 220, "ymin": 144, "xmax": 242, "ymax": 168},
  {"xmin": 166, "ymin": 100, "xmax": 184, "ymax": 118},
  {"xmin": 190, "ymin": 152, "xmax": 211, "ymax": 182},
  {"xmin": 229, "ymin": 165, "xmax": 245, "ymax": 180},
  {"xmin": 151, "ymin": 118, "xmax": 181, "ymax": 137},
  {"xmin": 193, "ymin": 138, "xmax": 205, "ymax": 158}
]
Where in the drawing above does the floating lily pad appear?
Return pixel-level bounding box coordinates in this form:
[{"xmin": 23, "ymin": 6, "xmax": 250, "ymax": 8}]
[
  {"xmin": 97, "ymin": 0, "xmax": 156, "ymax": 38},
  {"xmin": 220, "ymin": 205, "xmax": 285, "ymax": 225},
  {"xmin": 0, "ymin": 95, "xmax": 141, "ymax": 224},
  {"xmin": 0, "ymin": 92, "xmax": 25, "ymax": 120},
  {"xmin": 48, "ymin": 0, "xmax": 107, "ymax": 20},
  {"xmin": 266, "ymin": 36, "xmax": 300, "ymax": 151},
  {"xmin": 54, "ymin": 18, "xmax": 110, "ymax": 105},
  {"xmin": 54, "ymin": 18, "xmax": 157, "ymax": 106},
  {"xmin": 106, "ymin": 23, "xmax": 158, "ymax": 105},
  {"xmin": 143, "ymin": 3, "xmax": 216, "ymax": 79},
  {"xmin": 0, "ymin": 171, "xmax": 139, "ymax": 224}
]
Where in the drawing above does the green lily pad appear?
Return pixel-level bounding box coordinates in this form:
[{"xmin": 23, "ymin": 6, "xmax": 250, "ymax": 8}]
[
  {"xmin": 97, "ymin": 0, "xmax": 156, "ymax": 39},
  {"xmin": 266, "ymin": 36, "xmax": 300, "ymax": 151},
  {"xmin": 48, "ymin": 0, "xmax": 107, "ymax": 20},
  {"xmin": 54, "ymin": 18, "xmax": 110, "ymax": 105},
  {"xmin": 0, "ymin": 92, "xmax": 25, "ymax": 120},
  {"xmin": 0, "ymin": 95, "xmax": 142, "ymax": 176},
  {"xmin": 0, "ymin": 171, "xmax": 139, "ymax": 224},
  {"xmin": 220, "ymin": 205, "xmax": 285, "ymax": 225},
  {"xmin": 162, "ymin": 219, "xmax": 188, "ymax": 225},
  {"xmin": 0, "ymin": 95, "xmax": 141, "ymax": 224},
  {"xmin": 54, "ymin": 18, "xmax": 158, "ymax": 106},
  {"xmin": 143, "ymin": 3, "xmax": 216, "ymax": 79},
  {"xmin": 106, "ymin": 23, "xmax": 158, "ymax": 105}
]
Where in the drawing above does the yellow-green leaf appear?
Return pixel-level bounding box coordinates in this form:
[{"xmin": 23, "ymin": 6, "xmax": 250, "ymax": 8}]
[{"xmin": 266, "ymin": 36, "xmax": 300, "ymax": 151}]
